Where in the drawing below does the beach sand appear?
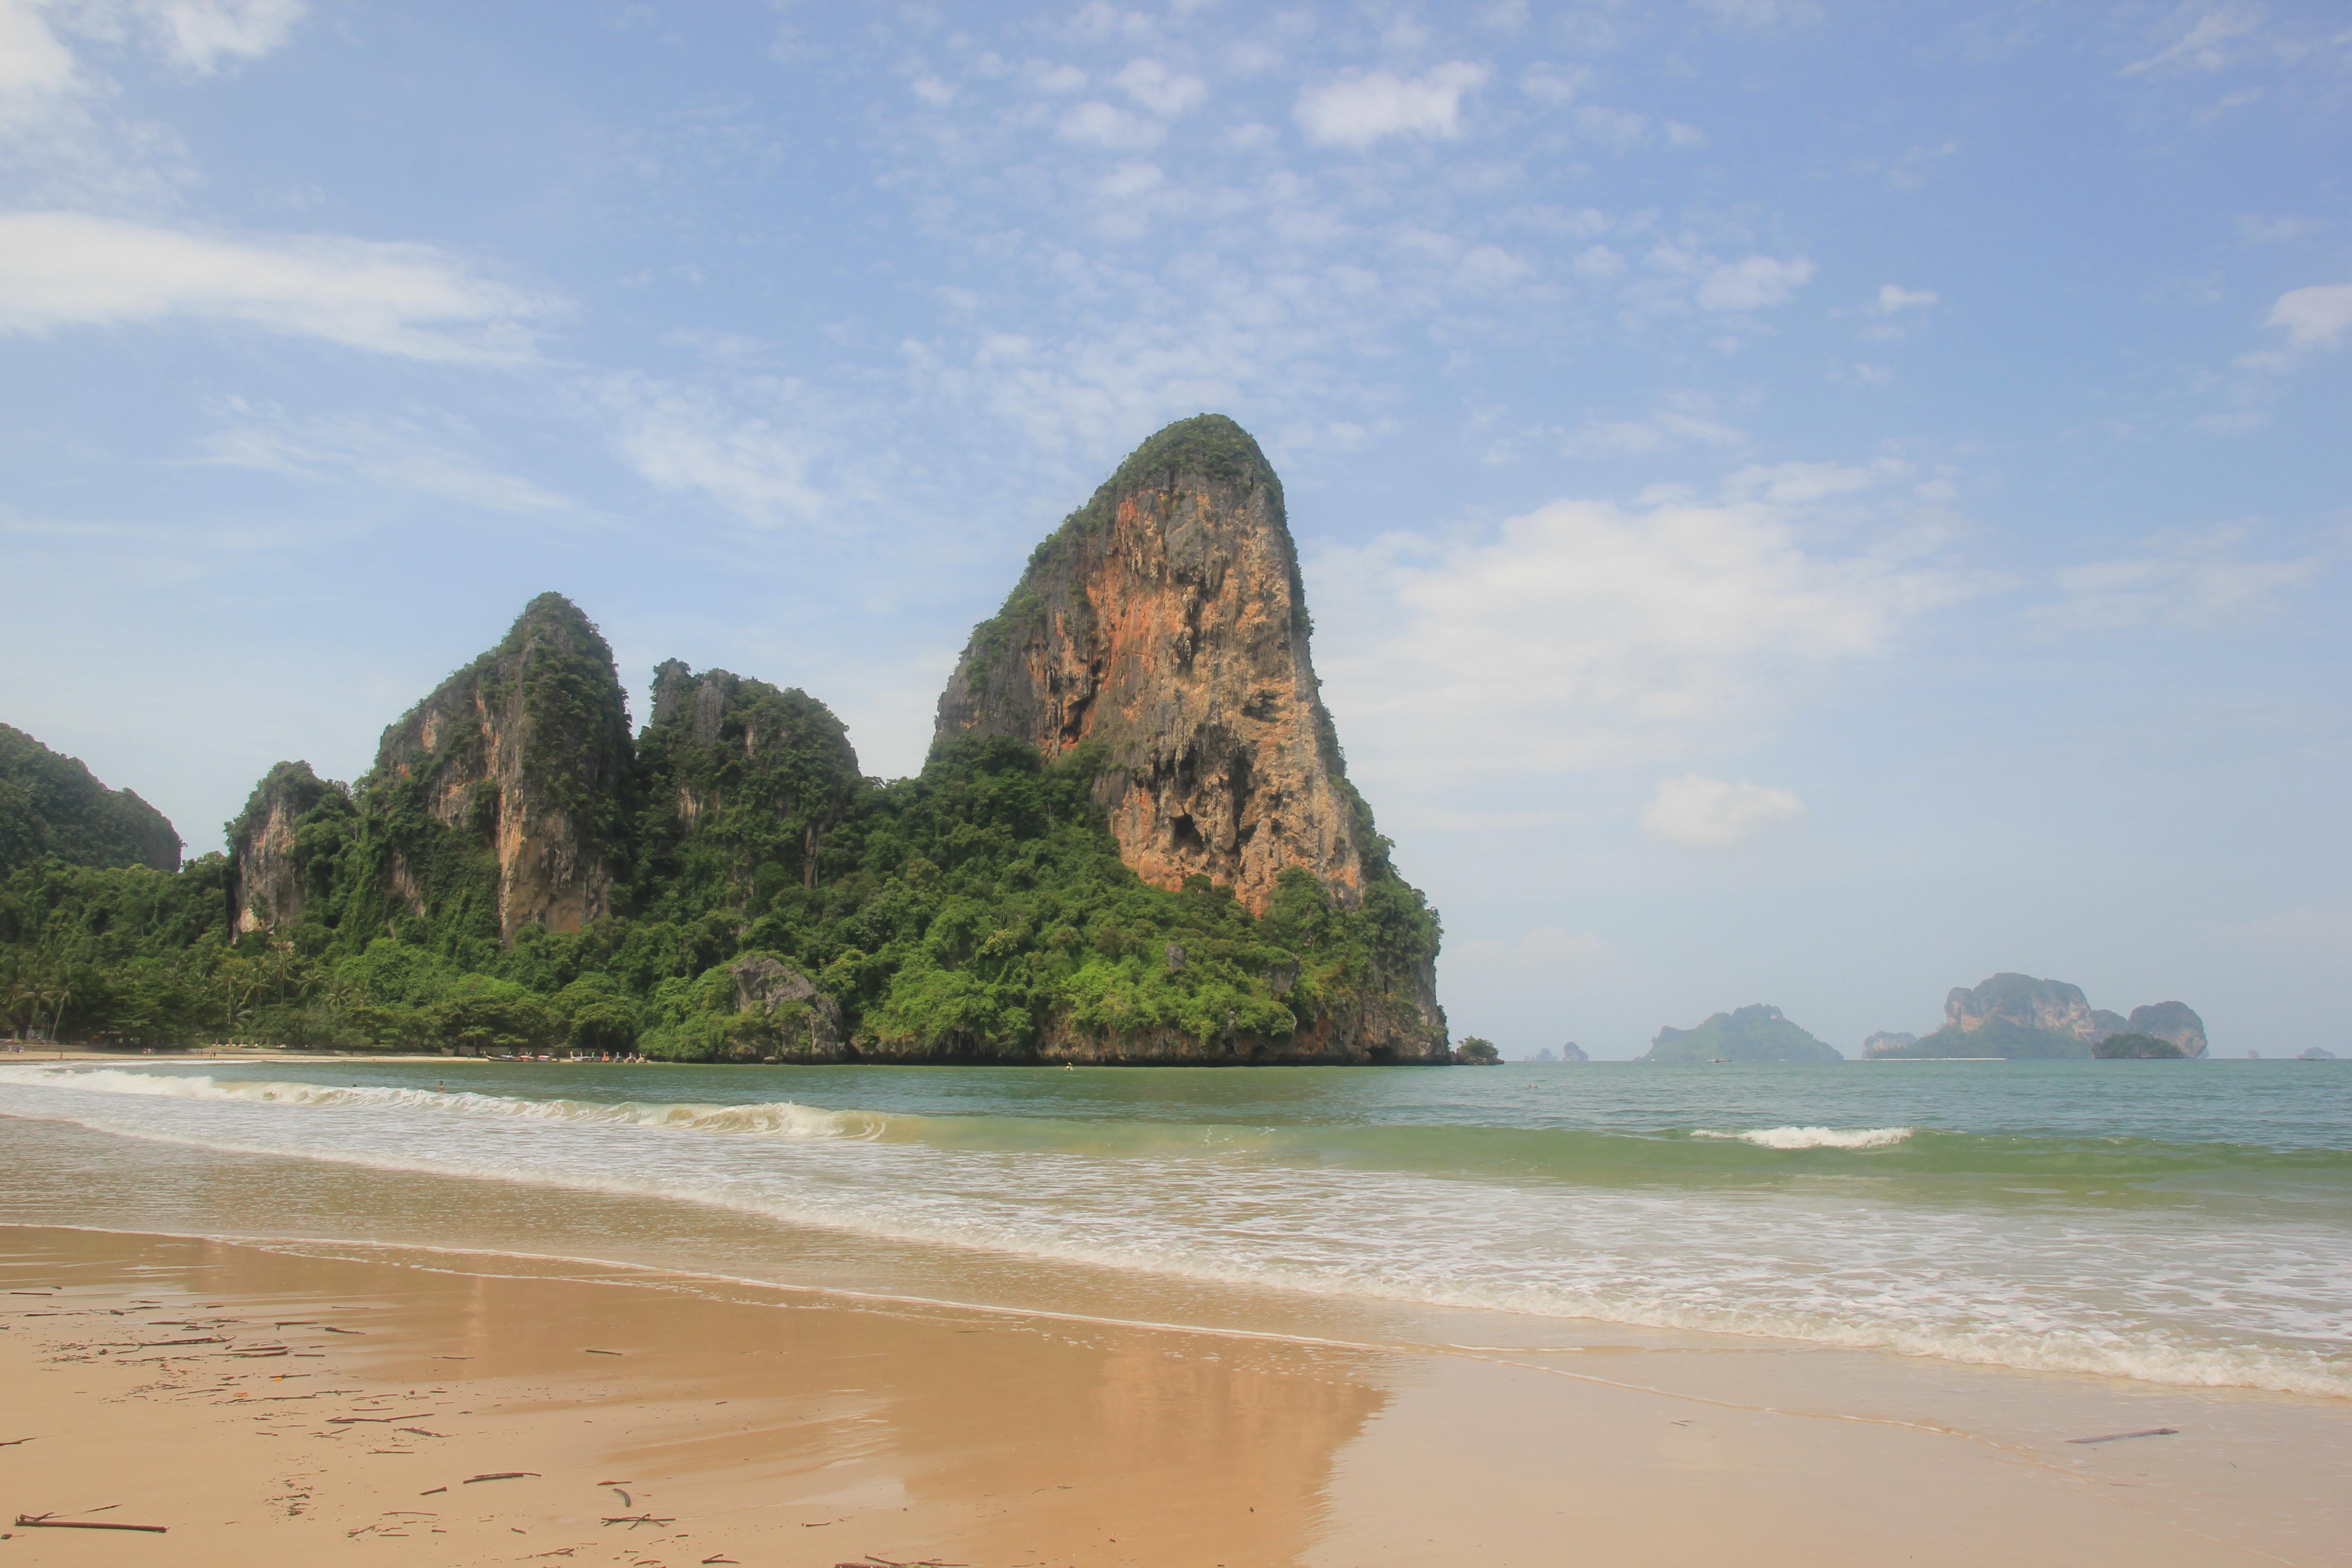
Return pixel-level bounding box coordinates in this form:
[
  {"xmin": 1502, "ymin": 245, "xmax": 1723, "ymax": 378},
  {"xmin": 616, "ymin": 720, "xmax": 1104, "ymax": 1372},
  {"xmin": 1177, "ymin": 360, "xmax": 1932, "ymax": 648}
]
[{"xmin": 1, "ymin": 1225, "xmax": 2344, "ymax": 1566}]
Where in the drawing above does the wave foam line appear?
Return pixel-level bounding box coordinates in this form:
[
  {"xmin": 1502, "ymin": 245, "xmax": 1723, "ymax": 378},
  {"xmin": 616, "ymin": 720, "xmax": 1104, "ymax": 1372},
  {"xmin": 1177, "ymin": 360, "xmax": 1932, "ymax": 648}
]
[
  {"xmin": 6, "ymin": 1096, "xmax": 2346, "ymax": 1402},
  {"xmin": 1693, "ymin": 1126, "xmax": 1914, "ymax": 1150},
  {"xmin": 0, "ymin": 1066, "xmax": 886, "ymax": 1141}
]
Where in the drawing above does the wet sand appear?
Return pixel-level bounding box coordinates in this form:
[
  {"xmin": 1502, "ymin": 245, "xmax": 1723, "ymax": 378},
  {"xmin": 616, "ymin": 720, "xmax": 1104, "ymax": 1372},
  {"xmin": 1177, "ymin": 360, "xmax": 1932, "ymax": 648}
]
[{"xmin": 1, "ymin": 1225, "xmax": 2344, "ymax": 1566}]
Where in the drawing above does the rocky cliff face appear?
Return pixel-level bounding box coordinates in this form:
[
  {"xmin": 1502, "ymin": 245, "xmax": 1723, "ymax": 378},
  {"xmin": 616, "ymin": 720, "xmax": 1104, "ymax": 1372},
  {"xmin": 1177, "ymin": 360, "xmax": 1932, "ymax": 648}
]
[
  {"xmin": 934, "ymin": 415, "xmax": 1370, "ymax": 918},
  {"xmin": 1878, "ymin": 975, "xmax": 2213, "ymax": 1059},
  {"xmin": 1861, "ymin": 1030, "xmax": 1918, "ymax": 1058},
  {"xmin": 930, "ymin": 415, "xmax": 1445, "ymax": 1062},
  {"xmin": 368, "ymin": 593, "xmax": 634, "ymax": 943},
  {"xmin": 2127, "ymin": 1001, "xmax": 2209, "ymax": 1058},
  {"xmin": 227, "ymin": 760, "xmax": 342, "ymax": 934},
  {"xmin": 1946, "ymin": 973, "xmax": 2100, "ymax": 1042}
]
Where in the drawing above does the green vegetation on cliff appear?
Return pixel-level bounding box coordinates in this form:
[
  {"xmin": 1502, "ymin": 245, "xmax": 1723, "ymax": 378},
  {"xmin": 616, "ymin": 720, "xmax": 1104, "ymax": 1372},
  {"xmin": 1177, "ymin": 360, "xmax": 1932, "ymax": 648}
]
[
  {"xmin": 1643, "ymin": 1004, "xmax": 1841, "ymax": 1064},
  {"xmin": 2093, "ymin": 1032, "xmax": 2187, "ymax": 1059},
  {"xmin": 0, "ymin": 725, "xmax": 180, "ymax": 878},
  {"xmin": 2, "ymin": 626, "xmax": 1441, "ymax": 1061}
]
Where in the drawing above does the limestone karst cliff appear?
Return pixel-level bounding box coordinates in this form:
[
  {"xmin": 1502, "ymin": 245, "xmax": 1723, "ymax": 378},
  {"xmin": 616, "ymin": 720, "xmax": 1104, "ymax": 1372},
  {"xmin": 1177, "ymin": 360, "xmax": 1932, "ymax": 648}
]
[
  {"xmin": 227, "ymin": 760, "xmax": 348, "ymax": 935},
  {"xmin": 1873, "ymin": 975, "xmax": 2213, "ymax": 1058},
  {"xmin": 365, "ymin": 593, "xmax": 635, "ymax": 942},
  {"xmin": 934, "ymin": 416, "xmax": 1370, "ymax": 917},
  {"xmin": 635, "ymin": 662, "xmax": 863, "ymax": 907},
  {"xmin": 26, "ymin": 569, "xmax": 1446, "ymax": 1061},
  {"xmin": 931, "ymin": 414, "xmax": 1446, "ymax": 1061}
]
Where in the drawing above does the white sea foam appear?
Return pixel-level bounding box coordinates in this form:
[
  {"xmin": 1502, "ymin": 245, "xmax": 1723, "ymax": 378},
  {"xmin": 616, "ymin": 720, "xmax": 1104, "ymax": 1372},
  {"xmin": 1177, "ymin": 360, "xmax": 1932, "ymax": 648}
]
[
  {"xmin": 0, "ymin": 1067, "xmax": 885, "ymax": 1140},
  {"xmin": 1694, "ymin": 1125, "xmax": 1914, "ymax": 1150}
]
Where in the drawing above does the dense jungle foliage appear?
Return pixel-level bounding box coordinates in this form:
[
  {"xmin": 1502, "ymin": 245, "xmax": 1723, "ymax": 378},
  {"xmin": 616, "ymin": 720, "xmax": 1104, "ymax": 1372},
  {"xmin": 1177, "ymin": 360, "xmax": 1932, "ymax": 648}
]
[
  {"xmin": 1, "ymin": 679, "xmax": 1441, "ymax": 1062},
  {"xmin": 1, "ymin": 724, "xmax": 181, "ymax": 879}
]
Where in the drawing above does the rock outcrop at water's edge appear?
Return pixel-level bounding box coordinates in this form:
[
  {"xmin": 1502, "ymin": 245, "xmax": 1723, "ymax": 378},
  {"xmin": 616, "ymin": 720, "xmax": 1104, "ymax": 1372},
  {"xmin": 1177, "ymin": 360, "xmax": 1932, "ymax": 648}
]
[
  {"xmin": 1873, "ymin": 975, "xmax": 2212, "ymax": 1059},
  {"xmin": 931, "ymin": 414, "xmax": 1447, "ymax": 1063},
  {"xmin": 12, "ymin": 522, "xmax": 1449, "ymax": 1061}
]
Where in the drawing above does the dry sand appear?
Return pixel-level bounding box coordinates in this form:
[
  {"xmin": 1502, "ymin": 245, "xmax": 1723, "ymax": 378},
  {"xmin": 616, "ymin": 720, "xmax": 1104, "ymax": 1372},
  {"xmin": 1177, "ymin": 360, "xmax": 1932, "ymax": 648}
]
[{"xmin": 0, "ymin": 1225, "xmax": 2343, "ymax": 1567}]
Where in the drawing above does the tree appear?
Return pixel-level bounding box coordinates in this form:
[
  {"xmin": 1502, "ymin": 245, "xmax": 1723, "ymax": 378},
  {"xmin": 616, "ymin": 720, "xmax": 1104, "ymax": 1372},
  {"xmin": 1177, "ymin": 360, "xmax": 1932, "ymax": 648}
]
[{"xmin": 1456, "ymin": 1036, "xmax": 1501, "ymax": 1064}]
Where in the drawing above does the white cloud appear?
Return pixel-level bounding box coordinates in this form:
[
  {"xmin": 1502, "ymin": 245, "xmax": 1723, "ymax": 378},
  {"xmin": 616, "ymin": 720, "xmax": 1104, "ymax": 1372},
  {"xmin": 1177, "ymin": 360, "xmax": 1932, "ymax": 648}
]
[
  {"xmin": 1113, "ymin": 56, "xmax": 1204, "ymax": 116},
  {"xmin": 1311, "ymin": 475, "xmax": 1982, "ymax": 780},
  {"xmin": 135, "ymin": 0, "xmax": 307, "ymax": 74},
  {"xmin": 2038, "ymin": 527, "xmax": 2325, "ymax": 630},
  {"xmin": 0, "ymin": 211, "xmax": 548, "ymax": 362},
  {"xmin": 606, "ymin": 377, "xmax": 829, "ymax": 529},
  {"xmin": 199, "ymin": 412, "xmax": 567, "ymax": 514},
  {"xmin": 1295, "ymin": 62, "xmax": 1489, "ymax": 149},
  {"xmin": 2264, "ymin": 283, "xmax": 2352, "ymax": 350},
  {"xmin": 1696, "ymin": 254, "xmax": 1815, "ymax": 311},
  {"xmin": 0, "ymin": 0, "xmax": 76, "ymax": 107},
  {"xmin": 1640, "ymin": 774, "xmax": 1807, "ymax": 848},
  {"xmin": 1056, "ymin": 98, "xmax": 1165, "ymax": 150},
  {"xmin": 1877, "ymin": 284, "xmax": 1938, "ymax": 313},
  {"xmin": 1558, "ymin": 394, "xmax": 1747, "ymax": 457},
  {"xmin": 2121, "ymin": 3, "xmax": 2264, "ymax": 77}
]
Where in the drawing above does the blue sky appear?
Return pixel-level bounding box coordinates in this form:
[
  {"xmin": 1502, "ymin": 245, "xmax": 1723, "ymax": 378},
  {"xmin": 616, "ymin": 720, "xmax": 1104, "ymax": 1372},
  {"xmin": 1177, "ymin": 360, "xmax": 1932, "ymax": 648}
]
[{"xmin": 3, "ymin": 0, "xmax": 2346, "ymax": 1057}]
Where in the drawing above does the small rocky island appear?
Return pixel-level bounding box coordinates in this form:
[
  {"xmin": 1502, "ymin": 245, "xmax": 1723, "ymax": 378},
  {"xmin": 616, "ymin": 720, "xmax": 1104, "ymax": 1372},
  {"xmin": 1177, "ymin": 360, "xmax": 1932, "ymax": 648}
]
[
  {"xmin": 1865, "ymin": 975, "xmax": 2209, "ymax": 1059},
  {"xmin": 1643, "ymin": 1004, "xmax": 1841, "ymax": 1064}
]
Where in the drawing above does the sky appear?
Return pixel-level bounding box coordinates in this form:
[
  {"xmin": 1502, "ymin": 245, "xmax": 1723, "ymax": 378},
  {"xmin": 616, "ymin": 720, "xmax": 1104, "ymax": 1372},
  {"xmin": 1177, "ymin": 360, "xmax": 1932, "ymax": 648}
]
[{"xmin": 1, "ymin": 0, "xmax": 2347, "ymax": 1058}]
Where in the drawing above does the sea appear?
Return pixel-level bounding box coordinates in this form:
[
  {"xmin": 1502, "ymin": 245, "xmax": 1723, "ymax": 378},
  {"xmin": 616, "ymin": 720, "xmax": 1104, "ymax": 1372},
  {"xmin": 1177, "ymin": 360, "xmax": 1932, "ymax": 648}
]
[{"xmin": 0, "ymin": 1055, "xmax": 2345, "ymax": 1400}]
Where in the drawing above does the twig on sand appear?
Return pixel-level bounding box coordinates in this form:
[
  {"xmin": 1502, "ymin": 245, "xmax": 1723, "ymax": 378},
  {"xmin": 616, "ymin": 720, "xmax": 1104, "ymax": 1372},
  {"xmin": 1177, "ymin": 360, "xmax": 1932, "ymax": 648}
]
[
  {"xmin": 0, "ymin": 1437, "xmax": 34, "ymax": 1447},
  {"xmin": 15, "ymin": 1514, "xmax": 168, "ymax": 1534},
  {"xmin": 583, "ymin": 1348, "xmax": 625, "ymax": 1356},
  {"xmin": 463, "ymin": 1472, "xmax": 541, "ymax": 1484},
  {"xmin": 602, "ymin": 1514, "xmax": 676, "ymax": 1529},
  {"xmin": 2066, "ymin": 1427, "xmax": 2179, "ymax": 1445}
]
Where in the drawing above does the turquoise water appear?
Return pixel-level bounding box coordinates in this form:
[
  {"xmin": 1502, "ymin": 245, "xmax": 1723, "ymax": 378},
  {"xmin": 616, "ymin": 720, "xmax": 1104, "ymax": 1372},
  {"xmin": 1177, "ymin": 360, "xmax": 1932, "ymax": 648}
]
[{"xmin": 1, "ymin": 1057, "xmax": 2345, "ymax": 1397}]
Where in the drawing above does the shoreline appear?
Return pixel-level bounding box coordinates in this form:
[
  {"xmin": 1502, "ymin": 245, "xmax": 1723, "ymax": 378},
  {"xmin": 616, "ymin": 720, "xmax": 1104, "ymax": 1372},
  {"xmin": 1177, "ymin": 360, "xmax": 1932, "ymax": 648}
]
[{"xmin": 3, "ymin": 1223, "xmax": 2346, "ymax": 1565}]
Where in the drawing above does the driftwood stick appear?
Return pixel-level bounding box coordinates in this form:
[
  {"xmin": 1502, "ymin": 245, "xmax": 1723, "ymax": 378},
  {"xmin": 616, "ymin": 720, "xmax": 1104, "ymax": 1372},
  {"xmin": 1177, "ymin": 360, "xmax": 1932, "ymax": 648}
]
[
  {"xmin": 462, "ymin": 1472, "xmax": 539, "ymax": 1484},
  {"xmin": 2066, "ymin": 1426, "xmax": 2179, "ymax": 1445},
  {"xmin": 15, "ymin": 1514, "xmax": 168, "ymax": 1533}
]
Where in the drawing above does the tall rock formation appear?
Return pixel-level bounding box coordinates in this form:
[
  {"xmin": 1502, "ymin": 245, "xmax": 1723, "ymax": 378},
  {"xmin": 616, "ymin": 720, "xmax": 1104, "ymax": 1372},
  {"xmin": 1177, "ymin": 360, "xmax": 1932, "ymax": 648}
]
[
  {"xmin": 365, "ymin": 593, "xmax": 634, "ymax": 942},
  {"xmin": 635, "ymin": 662, "xmax": 863, "ymax": 908},
  {"xmin": 227, "ymin": 760, "xmax": 346, "ymax": 934},
  {"xmin": 0, "ymin": 723, "xmax": 180, "ymax": 877},
  {"xmin": 931, "ymin": 415, "xmax": 1446, "ymax": 1062},
  {"xmin": 2127, "ymin": 1001, "xmax": 2209, "ymax": 1058},
  {"xmin": 1944, "ymin": 974, "xmax": 2100, "ymax": 1044},
  {"xmin": 933, "ymin": 415, "xmax": 1371, "ymax": 917}
]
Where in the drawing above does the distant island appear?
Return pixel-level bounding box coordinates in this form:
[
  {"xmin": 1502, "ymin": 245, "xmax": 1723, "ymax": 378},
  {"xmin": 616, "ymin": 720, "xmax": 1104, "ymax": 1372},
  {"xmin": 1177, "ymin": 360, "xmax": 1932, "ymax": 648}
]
[
  {"xmin": 1864, "ymin": 975, "xmax": 2209, "ymax": 1060},
  {"xmin": 0, "ymin": 417, "xmax": 1451, "ymax": 1066},
  {"xmin": 1643, "ymin": 1004, "xmax": 1841, "ymax": 1064},
  {"xmin": 1528, "ymin": 1042, "xmax": 1588, "ymax": 1063}
]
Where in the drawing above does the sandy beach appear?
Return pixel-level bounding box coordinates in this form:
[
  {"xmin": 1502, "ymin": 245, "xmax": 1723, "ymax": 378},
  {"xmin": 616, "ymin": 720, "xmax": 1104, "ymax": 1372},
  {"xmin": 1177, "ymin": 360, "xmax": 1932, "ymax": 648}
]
[{"xmin": 3, "ymin": 1223, "xmax": 2344, "ymax": 1567}]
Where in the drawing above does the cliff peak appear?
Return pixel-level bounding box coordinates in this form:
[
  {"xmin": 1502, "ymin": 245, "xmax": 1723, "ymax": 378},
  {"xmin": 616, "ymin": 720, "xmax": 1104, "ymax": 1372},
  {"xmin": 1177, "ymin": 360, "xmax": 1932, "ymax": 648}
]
[
  {"xmin": 932, "ymin": 413, "xmax": 1369, "ymax": 917},
  {"xmin": 365, "ymin": 593, "xmax": 634, "ymax": 942}
]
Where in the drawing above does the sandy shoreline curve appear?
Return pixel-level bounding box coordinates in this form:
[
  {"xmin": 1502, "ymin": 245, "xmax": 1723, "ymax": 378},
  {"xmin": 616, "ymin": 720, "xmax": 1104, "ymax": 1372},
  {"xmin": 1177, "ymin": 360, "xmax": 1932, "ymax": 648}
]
[{"xmin": 2, "ymin": 1224, "xmax": 2345, "ymax": 1566}]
